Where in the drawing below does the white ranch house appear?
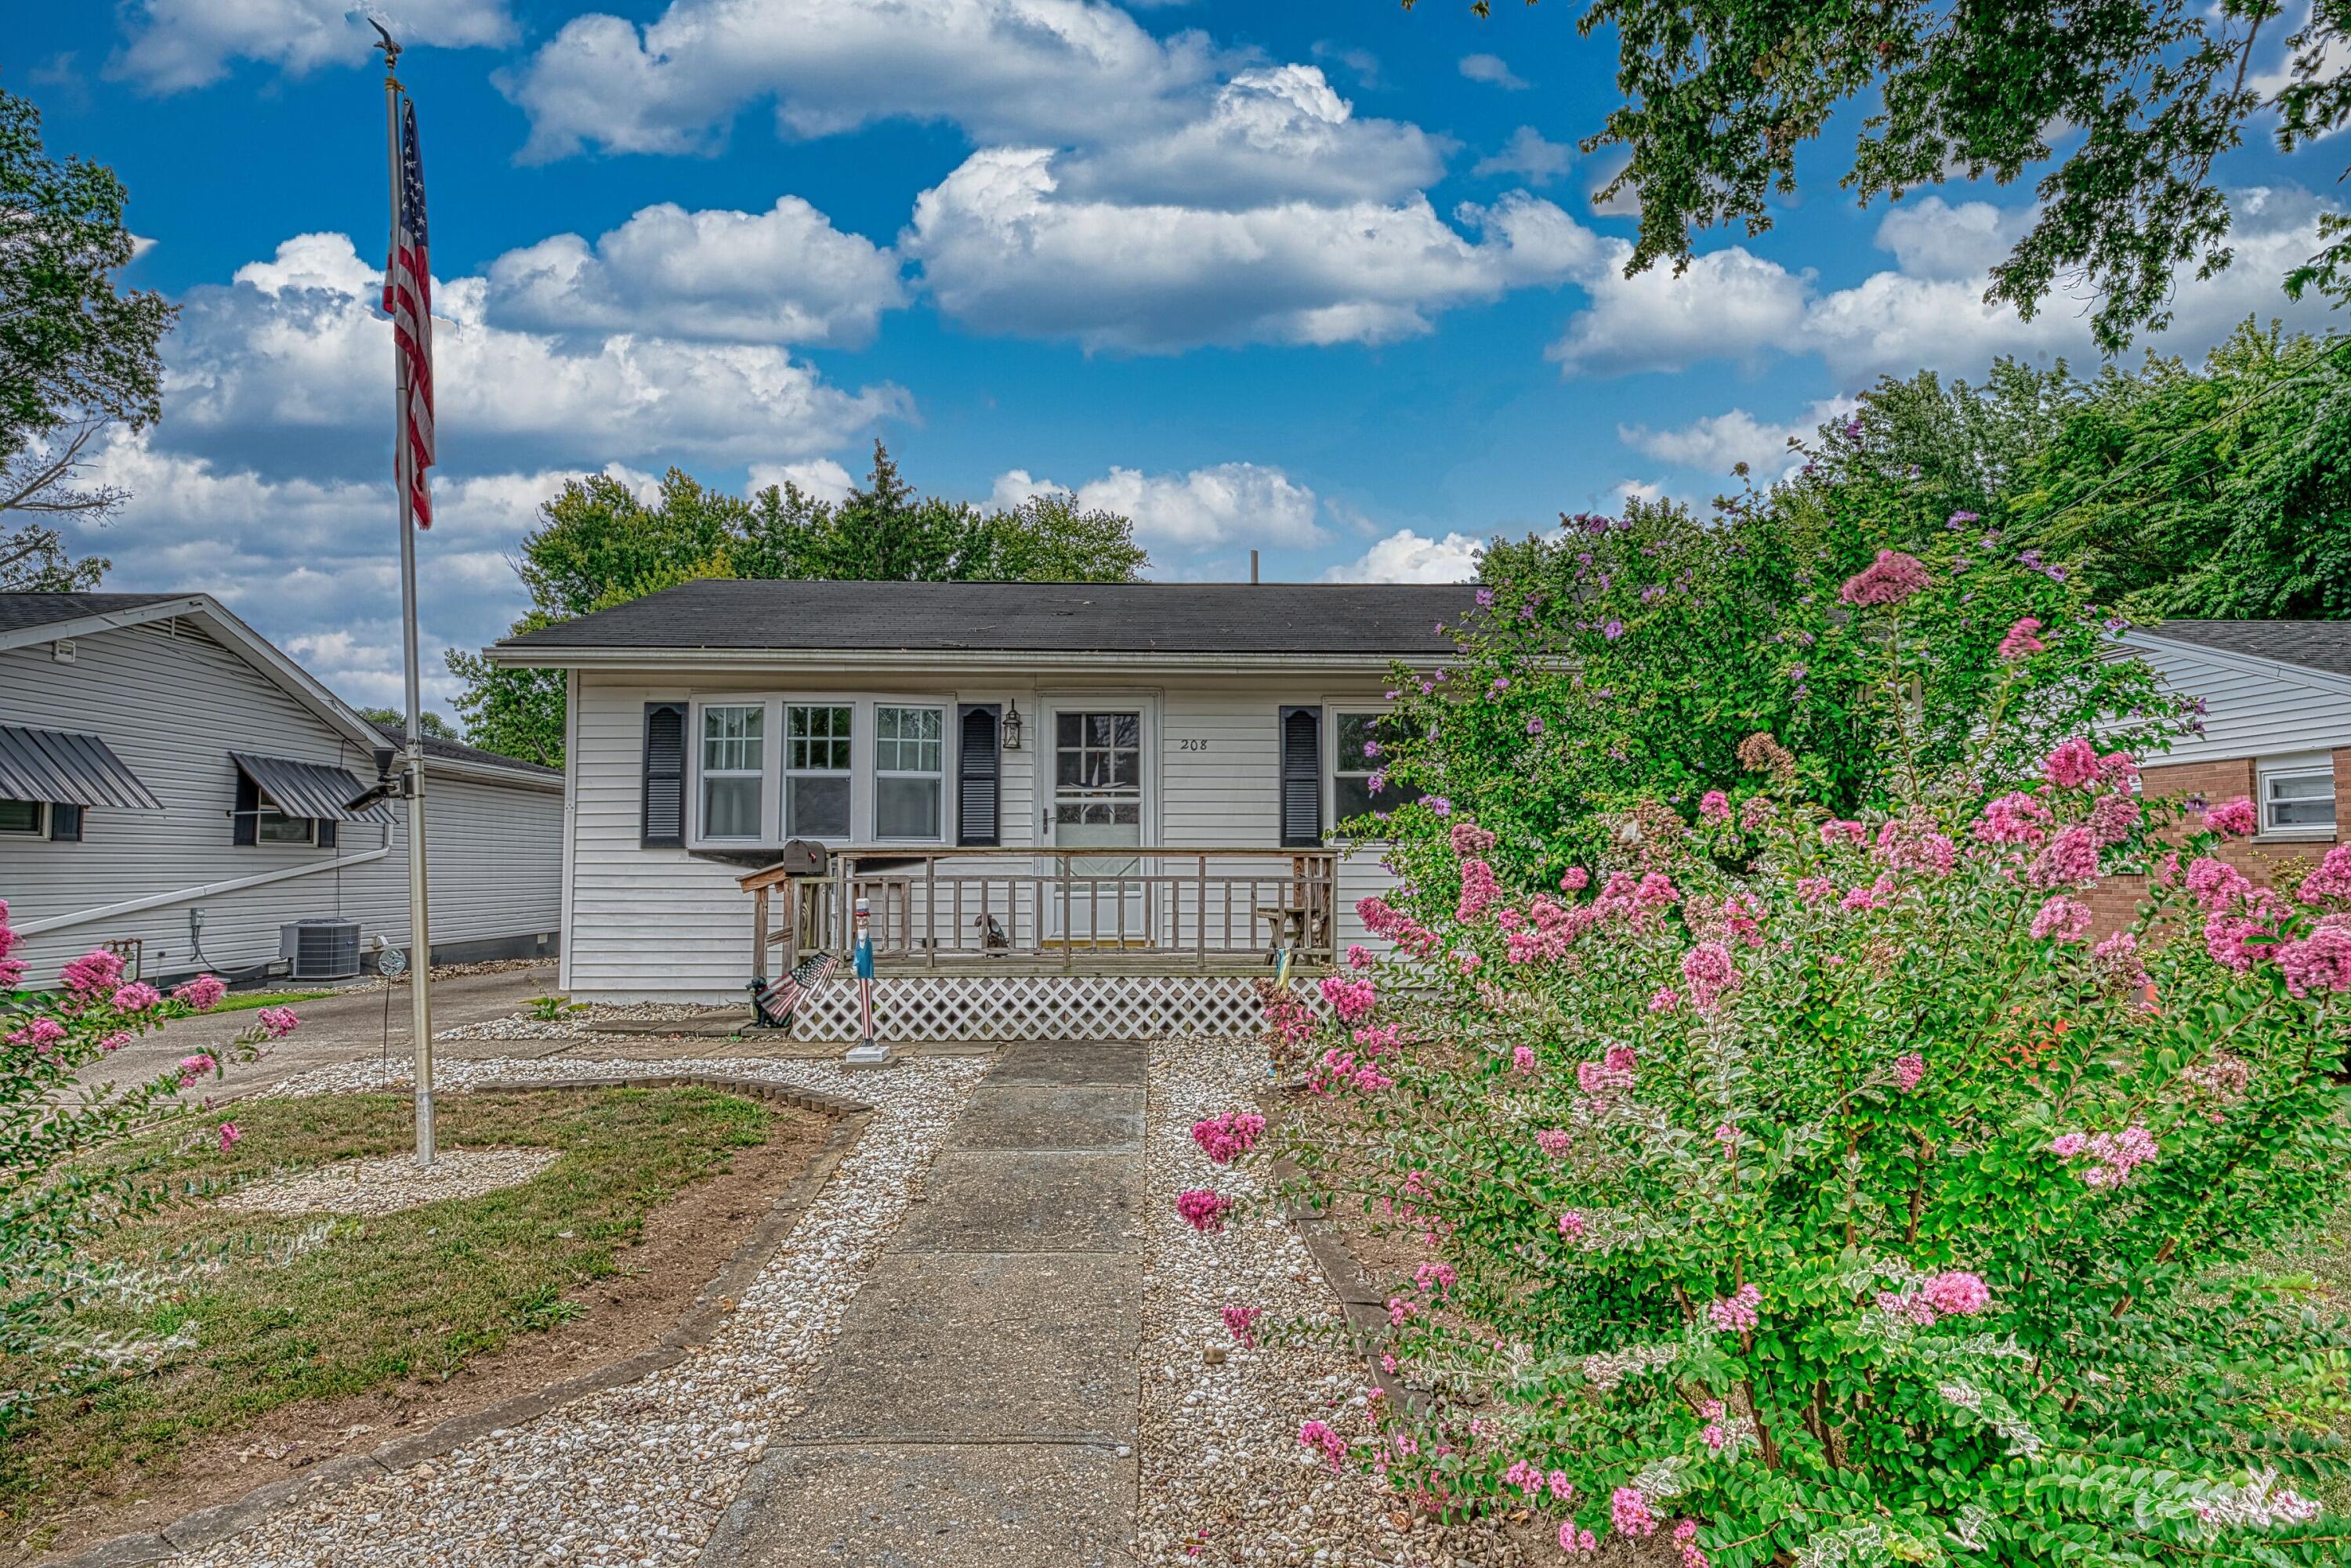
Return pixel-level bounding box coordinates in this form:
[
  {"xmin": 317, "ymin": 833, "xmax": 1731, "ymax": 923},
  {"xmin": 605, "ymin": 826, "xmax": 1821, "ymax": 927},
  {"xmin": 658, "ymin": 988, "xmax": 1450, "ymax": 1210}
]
[{"xmin": 487, "ymin": 580, "xmax": 1474, "ymax": 1039}]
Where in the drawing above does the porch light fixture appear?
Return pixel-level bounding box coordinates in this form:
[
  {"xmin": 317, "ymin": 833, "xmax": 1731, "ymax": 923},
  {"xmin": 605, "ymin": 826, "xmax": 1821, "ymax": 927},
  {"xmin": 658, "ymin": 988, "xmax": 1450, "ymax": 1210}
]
[{"xmin": 1002, "ymin": 699, "xmax": 1024, "ymax": 751}]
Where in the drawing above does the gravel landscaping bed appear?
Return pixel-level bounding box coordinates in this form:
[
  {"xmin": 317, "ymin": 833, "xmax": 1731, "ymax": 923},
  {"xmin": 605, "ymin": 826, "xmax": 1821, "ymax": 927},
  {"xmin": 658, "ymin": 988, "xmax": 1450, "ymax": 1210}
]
[
  {"xmin": 158, "ymin": 1052, "xmax": 988, "ymax": 1568},
  {"xmin": 1139, "ymin": 1035, "xmax": 1523, "ymax": 1568},
  {"xmin": 215, "ymin": 1149, "xmax": 559, "ymax": 1218},
  {"xmin": 435, "ymin": 1001, "xmax": 745, "ymax": 1043}
]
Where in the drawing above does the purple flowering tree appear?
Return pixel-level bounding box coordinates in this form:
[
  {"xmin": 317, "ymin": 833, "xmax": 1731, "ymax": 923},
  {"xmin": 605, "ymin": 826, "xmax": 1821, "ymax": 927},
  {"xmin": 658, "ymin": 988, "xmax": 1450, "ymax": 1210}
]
[
  {"xmin": 1194, "ymin": 587, "xmax": 2351, "ymax": 1564},
  {"xmin": 0, "ymin": 899, "xmax": 296, "ymax": 1434}
]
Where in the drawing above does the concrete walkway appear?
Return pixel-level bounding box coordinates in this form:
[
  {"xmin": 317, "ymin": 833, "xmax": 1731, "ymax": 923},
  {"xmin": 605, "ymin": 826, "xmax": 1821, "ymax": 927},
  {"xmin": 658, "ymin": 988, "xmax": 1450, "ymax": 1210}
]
[{"xmin": 701, "ymin": 1039, "xmax": 1148, "ymax": 1567}]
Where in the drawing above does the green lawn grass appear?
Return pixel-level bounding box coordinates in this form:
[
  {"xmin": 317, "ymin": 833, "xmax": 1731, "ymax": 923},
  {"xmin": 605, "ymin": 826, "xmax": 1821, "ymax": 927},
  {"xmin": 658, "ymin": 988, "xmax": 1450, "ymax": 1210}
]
[
  {"xmin": 3, "ymin": 1086, "xmax": 780, "ymax": 1534},
  {"xmin": 205, "ymin": 987, "xmax": 337, "ymax": 1013}
]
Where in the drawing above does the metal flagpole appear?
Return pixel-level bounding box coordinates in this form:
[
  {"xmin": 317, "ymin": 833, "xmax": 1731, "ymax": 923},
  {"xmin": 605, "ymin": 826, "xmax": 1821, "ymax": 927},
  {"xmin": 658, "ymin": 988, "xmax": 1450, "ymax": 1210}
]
[{"xmin": 376, "ymin": 26, "xmax": 435, "ymax": 1166}]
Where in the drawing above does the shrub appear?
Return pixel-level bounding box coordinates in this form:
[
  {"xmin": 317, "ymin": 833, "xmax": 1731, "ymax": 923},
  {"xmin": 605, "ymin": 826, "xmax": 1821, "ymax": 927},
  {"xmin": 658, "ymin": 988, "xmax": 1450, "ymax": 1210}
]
[
  {"xmin": 1205, "ymin": 583, "xmax": 2351, "ymax": 1565},
  {"xmin": 0, "ymin": 900, "xmax": 295, "ymax": 1435},
  {"xmin": 1367, "ymin": 494, "xmax": 2187, "ymax": 889}
]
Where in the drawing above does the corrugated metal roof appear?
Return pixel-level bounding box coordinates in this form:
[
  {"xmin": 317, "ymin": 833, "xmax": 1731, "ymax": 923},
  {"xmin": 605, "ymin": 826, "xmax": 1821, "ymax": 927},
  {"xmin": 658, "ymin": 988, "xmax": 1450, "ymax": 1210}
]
[
  {"xmin": 0, "ymin": 725, "xmax": 164, "ymax": 809},
  {"xmin": 231, "ymin": 752, "xmax": 393, "ymax": 824}
]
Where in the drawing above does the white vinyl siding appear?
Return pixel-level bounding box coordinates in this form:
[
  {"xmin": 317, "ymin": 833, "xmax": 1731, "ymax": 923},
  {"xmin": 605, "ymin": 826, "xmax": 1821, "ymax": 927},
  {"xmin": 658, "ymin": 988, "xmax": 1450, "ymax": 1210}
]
[
  {"xmin": 2124, "ymin": 634, "xmax": 2351, "ymax": 764},
  {"xmin": 0, "ymin": 617, "xmax": 562, "ymax": 986}
]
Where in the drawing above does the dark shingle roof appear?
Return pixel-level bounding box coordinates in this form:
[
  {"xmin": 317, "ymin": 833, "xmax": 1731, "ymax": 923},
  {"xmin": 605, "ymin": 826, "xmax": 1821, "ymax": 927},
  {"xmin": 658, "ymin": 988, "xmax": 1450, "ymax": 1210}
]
[
  {"xmin": 365, "ymin": 720, "xmax": 560, "ymax": 779},
  {"xmin": 495, "ymin": 580, "xmax": 1480, "ymax": 657},
  {"xmin": 0, "ymin": 592, "xmax": 187, "ymax": 636},
  {"xmin": 2144, "ymin": 620, "xmax": 2351, "ymax": 679}
]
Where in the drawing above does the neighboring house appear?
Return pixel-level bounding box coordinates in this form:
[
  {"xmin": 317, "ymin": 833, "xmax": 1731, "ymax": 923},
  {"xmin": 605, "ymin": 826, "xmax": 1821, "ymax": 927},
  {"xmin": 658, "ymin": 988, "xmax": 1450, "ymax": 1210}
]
[
  {"xmin": 1, "ymin": 592, "xmax": 564, "ymax": 987},
  {"xmin": 2092, "ymin": 620, "xmax": 2351, "ymax": 923},
  {"xmin": 484, "ymin": 579, "xmax": 1475, "ymax": 1035}
]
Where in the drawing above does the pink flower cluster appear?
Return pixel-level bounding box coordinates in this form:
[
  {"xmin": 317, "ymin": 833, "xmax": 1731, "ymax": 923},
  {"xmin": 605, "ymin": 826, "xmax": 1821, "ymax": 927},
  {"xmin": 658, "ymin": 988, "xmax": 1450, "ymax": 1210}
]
[
  {"xmin": 2203, "ymin": 797, "xmax": 2258, "ymax": 838},
  {"xmin": 1673, "ymin": 1518, "xmax": 1711, "ymax": 1568},
  {"xmin": 2088, "ymin": 791, "xmax": 2142, "ymax": 846},
  {"xmin": 1559, "ymin": 866, "xmax": 1590, "ymax": 893},
  {"xmin": 1557, "ymin": 1209, "xmax": 1588, "ymax": 1242},
  {"xmin": 1819, "ymin": 818, "xmax": 1867, "ymax": 847},
  {"xmin": 9, "ymin": 1017, "xmax": 66, "ymax": 1052},
  {"xmin": 1559, "ymin": 1524, "xmax": 1599, "ymax": 1553},
  {"xmin": 1312, "ymin": 1047, "xmax": 1396, "ymax": 1096},
  {"xmin": 1354, "ymin": 895, "xmax": 1437, "ymax": 957},
  {"xmin": 2092, "ymin": 929, "xmax": 2150, "ymax": 993},
  {"xmin": 218, "ymin": 1121, "xmax": 243, "ymax": 1152},
  {"xmin": 1646, "ymin": 987, "xmax": 1681, "ymax": 1012},
  {"xmin": 2050, "ymin": 1125, "xmax": 2158, "ymax": 1187},
  {"xmin": 1511, "ymin": 1045, "xmax": 1538, "ymax": 1075},
  {"xmin": 1319, "ymin": 975, "xmax": 1377, "ymax": 1025},
  {"xmin": 255, "ymin": 1006, "xmax": 302, "ymax": 1040},
  {"xmin": 1610, "ymin": 1485, "xmax": 1660, "ymax": 1537},
  {"xmin": 172, "ymin": 974, "xmax": 229, "ymax": 1011},
  {"xmin": 1448, "ymin": 820, "xmax": 1498, "ymax": 857},
  {"xmin": 1574, "ymin": 1045, "xmax": 1637, "ymax": 1104},
  {"xmin": 1975, "ymin": 791, "xmax": 2052, "ymax": 846},
  {"xmin": 1707, "ymin": 1282, "xmax": 1761, "ymax": 1333},
  {"xmin": 2041, "ymin": 737, "xmax": 2106, "ymax": 789},
  {"xmin": 1413, "ymin": 1260, "xmax": 1456, "ymax": 1295},
  {"xmin": 1534, "ymin": 1128, "xmax": 1571, "ymax": 1157},
  {"xmin": 1191, "ymin": 1111, "xmax": 1266, "ymax": 1164},
  {"xmin": 2281, "ymin": 919, "xmax": 2351, "ymax": 995},
  {"xmin": 1874, "ymin": 1270, "xmax": 1992, "ymax": 1326},
  {"xmin": 1873, "ymin": 818, "xmax": 1956, "ymax": 877},
  {"xmin": 1454, "ymin": 858, "xmax": 1502, "ymax": 925},
  {"xmin": 1176, "ymin": 1190, "xmax": 1233, "ymax": 1232},
  {"xmin": 60, "ymin": 948, "xmax": 127, "ymax": 995},
  {"xmin": 1680, "ymin": 941, "xmax": 1738, "ymax": 1012},
  {"xmin": 2301, "ymin": 843, "xmax": 2351, "ymax": 903},
  {"xmin": 0, "ymin": 900, "xmax": 20, "ymax": 990},
  {"xmin": 1221, "ymin": 1305, "xmax": 1261, "ymax": 1349},
  {"xmin": 1838, "ymin": 549, "xmax": 1930, "ymax": 607},
  {"xmin": 112, "ymin": 982, "xmax": 163, "ymax": 1013},
  {"xmin": 1998, "ymin": 616, "xmax": 2045, "ymax": 659},
  {"xmin": 1298, "ymin": 1419, "xmax": 1347, "ymax": 1472},
  {"xmin": 2030, "ymin": 896, "xmax": 2092, "ymax": 944},
  {"xmin": 176, "ymin": 1052, "xmax": 217, "ymax": 1089},
  {"xmin": 1697, "ymin": 790, "xmax": 1731, "ymax": 824},
  {"xmin": 1893, "ymin": 1053, "xmax": 1926, "ymax": 1092},
  {"xmin": 2028, "ymin": 825, "xmax": 2101, "ymax": 888}
]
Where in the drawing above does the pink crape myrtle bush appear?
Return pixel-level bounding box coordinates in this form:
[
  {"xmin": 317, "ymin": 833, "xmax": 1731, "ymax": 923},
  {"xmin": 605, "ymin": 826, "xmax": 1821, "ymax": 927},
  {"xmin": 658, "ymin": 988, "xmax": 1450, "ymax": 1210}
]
[
  {"xmin": 0, "ymin": 900, "xmax": 294, "ymax": 1435},
  {"xmin": 1191, "ymin": 647, "xmax": 2351, "ymax": 1565}
]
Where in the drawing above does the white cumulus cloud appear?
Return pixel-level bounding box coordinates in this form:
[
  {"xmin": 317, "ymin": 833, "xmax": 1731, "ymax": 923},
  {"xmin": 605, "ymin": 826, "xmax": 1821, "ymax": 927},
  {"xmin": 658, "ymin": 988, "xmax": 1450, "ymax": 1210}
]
[
  {"xmin": 486, "ymin": 197, "xmax": 906, "ymax": 348},
  {"xmin": 1618, "ymin": 397, "xmax": 1858, "ymax": 478},
  {"xmin": 906, "ymin": 154, "xmax": 1594, "ymax": 351},
  {"xmin": 158, "ymin": 233, "xmax": 906, "ymax": 481},
  {"xmin": 500, "ymin": 0, "xmax": 1218, "ymax": 161},
  {"xmin": 110, "ymin": 0, "xmax": 515, "ymax": 94},
  {"xmin": 995, "ymin": 462, "xmax": 1323, "ymax": 552},
  {"xmin": 1322, "ymin": 529, "xmax": 1484, "ymax": 583},
  {"xmin": 1474, "ymin": 126, "xmax": 1572, "ymax": 186},
  {"xmin": 1458, "ymin": 53, "xmax": 1528, "ymax": 90}
]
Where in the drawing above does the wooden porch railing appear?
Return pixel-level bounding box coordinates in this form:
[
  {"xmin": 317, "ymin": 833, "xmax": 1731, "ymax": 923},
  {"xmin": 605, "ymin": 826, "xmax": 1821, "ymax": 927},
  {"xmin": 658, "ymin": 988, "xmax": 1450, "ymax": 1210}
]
[{"xmin": 738, "ymin": 846, "xmax": 1340, "ymax": 973}]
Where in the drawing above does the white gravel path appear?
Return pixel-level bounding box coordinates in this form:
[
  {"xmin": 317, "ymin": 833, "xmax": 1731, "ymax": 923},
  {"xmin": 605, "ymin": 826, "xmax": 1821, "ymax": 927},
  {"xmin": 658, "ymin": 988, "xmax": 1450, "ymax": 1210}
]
[
  {"xmin": 172, "ymin": 1052, "xmax": 988, "ymax": 1568},
  {"xmin": 216, "ymin": 1149, "xmax": 557, "ymax": 1218},
  {"xmin": 1138, "ymin": 1036, "xmax": 1523, "ymax": 1568}
]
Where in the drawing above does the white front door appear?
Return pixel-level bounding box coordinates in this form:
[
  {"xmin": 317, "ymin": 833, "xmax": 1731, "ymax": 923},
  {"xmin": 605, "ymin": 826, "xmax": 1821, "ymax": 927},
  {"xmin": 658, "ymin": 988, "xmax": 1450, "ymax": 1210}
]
[{"xmin": 1045, "ymin": 707, "xmax": 1147, "ymax": 943}]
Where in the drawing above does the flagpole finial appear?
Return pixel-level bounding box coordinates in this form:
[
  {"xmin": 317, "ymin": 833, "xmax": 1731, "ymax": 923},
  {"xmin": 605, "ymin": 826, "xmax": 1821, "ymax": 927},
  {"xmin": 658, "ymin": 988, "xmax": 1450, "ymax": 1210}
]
[{"xmin": 369, "ymin": 17, "xmax": 401, "ymax": 74}]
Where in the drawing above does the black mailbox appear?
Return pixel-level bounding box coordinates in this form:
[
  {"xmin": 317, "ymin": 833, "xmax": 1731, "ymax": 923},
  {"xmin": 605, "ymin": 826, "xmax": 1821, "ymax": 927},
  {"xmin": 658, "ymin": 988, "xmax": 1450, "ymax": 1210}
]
[{"xmin": 776, "ymin": 838, "xmax": 828, "ymax": 878}]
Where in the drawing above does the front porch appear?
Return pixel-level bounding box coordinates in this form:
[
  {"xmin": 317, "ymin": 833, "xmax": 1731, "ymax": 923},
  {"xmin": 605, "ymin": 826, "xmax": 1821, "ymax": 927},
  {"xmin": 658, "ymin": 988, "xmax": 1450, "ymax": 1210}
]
[{"xmin": 736, "ymin": 847, "xmax": 1339, "ymax": 1041}]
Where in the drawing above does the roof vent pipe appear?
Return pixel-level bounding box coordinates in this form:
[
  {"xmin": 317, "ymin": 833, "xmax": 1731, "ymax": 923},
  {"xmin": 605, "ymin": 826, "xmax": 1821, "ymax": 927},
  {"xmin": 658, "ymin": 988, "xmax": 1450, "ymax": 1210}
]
[{"xmin": 1250, "ymin": 549, "xmax": 1259, "ymax": 585}]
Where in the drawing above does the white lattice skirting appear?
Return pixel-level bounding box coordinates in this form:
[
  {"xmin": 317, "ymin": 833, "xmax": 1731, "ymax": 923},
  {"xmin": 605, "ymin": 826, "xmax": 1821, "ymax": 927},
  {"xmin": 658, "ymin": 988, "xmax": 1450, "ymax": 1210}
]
[{"xmin": 791, "ymin": 975, "xmax": 1327, "ymax": 1042}]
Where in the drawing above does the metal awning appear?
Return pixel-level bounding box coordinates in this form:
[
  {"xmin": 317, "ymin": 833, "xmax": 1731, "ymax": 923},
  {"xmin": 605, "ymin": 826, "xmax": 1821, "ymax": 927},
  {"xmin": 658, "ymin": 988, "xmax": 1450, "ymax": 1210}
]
[
  {"xmin": 230, "ymin": 751, "xmax": 393, "ymax": 824},
  {"xmin": 0, "ymin": 724, "xmax": 164, "ymax": 809}
]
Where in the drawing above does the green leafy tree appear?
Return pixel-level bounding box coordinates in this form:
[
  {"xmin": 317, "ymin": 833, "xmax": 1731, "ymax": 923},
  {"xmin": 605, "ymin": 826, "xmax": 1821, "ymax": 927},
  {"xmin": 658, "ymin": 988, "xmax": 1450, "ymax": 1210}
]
[
  {"xmin": 1794, "ymin": 322, "xmax": 2351, "ymax": 616},
  {"xmin": 1421, "ymin": 0, "xmax": 2351, "ymax": 352},
  {"xmin": 455, "ymin": 444, "xmax": 1148, "ymax": 766},
  {"xmin": 0, "ymin": 88, "xmax": 175, "ymax": 587},
  {"xmin": 354, "ymin": 706, "xmax": 457, "ymax": 741}
]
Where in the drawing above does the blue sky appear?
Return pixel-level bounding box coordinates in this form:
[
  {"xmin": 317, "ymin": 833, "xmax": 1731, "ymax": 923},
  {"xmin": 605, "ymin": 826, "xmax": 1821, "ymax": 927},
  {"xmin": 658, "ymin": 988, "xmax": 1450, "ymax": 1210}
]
[{"xmin": 15, "ymin": 0, "xmax": 2347, "ymax": 711}]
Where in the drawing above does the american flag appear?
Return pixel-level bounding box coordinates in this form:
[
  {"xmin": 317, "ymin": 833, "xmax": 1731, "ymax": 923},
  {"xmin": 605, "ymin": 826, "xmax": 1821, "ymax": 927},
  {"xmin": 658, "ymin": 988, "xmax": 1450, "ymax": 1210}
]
[
  {"xmin": 383, "ymin": 96, "xmax": 434, "ymax": 528},
  {"xmin": 750, "ymin": 951, "xmax": 836, "ymax": 1030}
]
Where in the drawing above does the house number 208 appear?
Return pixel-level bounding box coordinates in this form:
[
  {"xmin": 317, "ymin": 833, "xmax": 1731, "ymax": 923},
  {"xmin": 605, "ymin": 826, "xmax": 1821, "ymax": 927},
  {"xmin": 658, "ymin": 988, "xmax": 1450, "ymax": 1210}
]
[{"xmin": 1177, "ymin": 738, "xmax": 1209, "ymax": 751}]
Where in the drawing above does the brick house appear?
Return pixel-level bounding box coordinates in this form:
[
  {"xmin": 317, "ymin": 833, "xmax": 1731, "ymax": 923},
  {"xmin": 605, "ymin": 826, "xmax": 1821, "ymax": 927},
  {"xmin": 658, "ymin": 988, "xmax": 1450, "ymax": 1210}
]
[{"xmin": 2093, "ymin": 620, "xmax": 2351, "ymax": 925}]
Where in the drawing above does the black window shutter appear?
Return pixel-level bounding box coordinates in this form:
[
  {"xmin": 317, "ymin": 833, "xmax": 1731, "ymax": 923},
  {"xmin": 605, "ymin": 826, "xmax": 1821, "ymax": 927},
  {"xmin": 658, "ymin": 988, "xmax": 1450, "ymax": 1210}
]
[
  {"xmin": 642, "ymin": 702, "xmax": 687, "ymax": 848},
  {"xmin": 317, "ymin": 819, "xmax": 339, "ymax": 849},
  {"xmin": 956, "ymin": 704, "xmax": 1001, "ymax": 846},
  {"xmin": 1278, "ymin": 705, "xmax": 1323, "ymax": 848},
  {"xmin": 49, "ymin": 803, "xmax": 83, "ymax": 842},
  {"xmin": 233, "ymin": 772, "xmax": 259, "ymax": 846}
]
